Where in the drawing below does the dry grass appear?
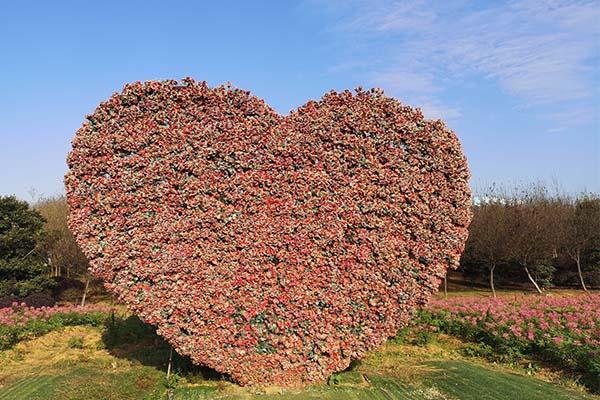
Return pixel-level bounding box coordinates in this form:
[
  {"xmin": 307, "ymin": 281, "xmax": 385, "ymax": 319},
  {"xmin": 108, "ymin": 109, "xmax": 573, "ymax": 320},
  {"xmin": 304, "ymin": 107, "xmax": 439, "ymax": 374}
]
[{"xmin": 0, "ymin": 326, "xmax": 127, "ymax": 390}]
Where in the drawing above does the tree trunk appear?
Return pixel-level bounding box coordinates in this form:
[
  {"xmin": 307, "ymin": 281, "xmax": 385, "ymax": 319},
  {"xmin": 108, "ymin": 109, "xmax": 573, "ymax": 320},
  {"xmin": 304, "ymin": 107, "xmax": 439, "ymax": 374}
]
[
  {"xmin": 80, "ymin": 277, "xmax": 90, "ymax": 306},
  {"xmin": 167, "ymin": 347, "xmax": 173, "ymax": 379},
  {"xmin": 575, "ymin": 252, "xmax": 588, "ymax": 292},
  {"xmin": 490, "ymin": 264, "xmax": 496, "ymax": 298},
  {"xmin": 47, "ymin": 258, "xmax": 54, "ymax": 277},
  {"xmin": 523, "ymin": 265, "xmax": 543, "ymax": 294},
  {"xmin": 443, "ymin": 275, "xmax": 448, "ymax": 298},
  {"xmin": 166, "ymin": 347, "xmax": 175, "ymax": 400}
]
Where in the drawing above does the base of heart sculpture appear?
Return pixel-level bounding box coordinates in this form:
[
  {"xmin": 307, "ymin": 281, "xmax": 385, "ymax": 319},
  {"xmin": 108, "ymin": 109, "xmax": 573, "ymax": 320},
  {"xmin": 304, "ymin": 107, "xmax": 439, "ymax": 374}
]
[{"xmin": 65, "ymin": 78, "xmax": 471, "ymax": 385}]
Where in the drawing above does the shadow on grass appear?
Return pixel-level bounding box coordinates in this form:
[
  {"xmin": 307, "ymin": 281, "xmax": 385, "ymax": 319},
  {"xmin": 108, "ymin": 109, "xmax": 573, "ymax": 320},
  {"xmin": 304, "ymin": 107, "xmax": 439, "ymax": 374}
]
[{"xmin": 101, "ymin": 314, "xmax": 227, "ymax": 382}]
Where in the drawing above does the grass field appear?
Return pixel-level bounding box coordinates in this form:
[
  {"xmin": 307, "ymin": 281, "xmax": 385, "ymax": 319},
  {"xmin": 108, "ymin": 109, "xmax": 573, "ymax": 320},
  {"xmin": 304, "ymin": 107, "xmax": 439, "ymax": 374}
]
[{"xmin": 0, "ymin": 318, "xmax": 596, "ymax": 400}]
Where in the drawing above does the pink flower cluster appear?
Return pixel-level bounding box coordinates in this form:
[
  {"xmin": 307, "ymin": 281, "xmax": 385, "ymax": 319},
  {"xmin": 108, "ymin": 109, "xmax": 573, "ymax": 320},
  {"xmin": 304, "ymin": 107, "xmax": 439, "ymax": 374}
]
[
  {"xmin": 428, "ymin": 294, "xmax": 600, "ymax": 349},
  {"xmin": 0, "ymin": 303, "xmax": 113, "ymax": 327}
]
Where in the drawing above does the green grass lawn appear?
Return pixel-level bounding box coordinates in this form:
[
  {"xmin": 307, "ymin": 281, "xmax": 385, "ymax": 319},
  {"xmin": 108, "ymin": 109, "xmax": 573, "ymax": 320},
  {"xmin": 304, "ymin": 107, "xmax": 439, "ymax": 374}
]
[
  {"xmin": 0, "ymin": 359, "xmax": 594, "ymax": 400},
  {"xmin": 0, "ymin": 317, "xmax": 596, "ymax": 400}
]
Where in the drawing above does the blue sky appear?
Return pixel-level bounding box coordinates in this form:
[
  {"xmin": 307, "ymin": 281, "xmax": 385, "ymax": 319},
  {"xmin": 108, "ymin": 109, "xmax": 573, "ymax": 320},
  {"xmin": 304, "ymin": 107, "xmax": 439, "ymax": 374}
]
[{"xmin": 1, "ymin": 0, "xmax": 598, "ymax": 200}]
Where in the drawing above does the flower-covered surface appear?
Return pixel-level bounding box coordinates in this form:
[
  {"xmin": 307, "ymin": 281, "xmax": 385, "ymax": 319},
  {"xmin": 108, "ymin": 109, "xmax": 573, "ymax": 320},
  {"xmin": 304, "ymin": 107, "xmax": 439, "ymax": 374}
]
[
  {"xmin": 427, "ymin": 294, "xmax": 600, "ymax": 350},
  {"xmin": 424, "ymin": 293, "xmax": 600, "ymax": 391},
  {"xmin": 65, "ymin": 78, "xmax": 471, "ymax": 385}
]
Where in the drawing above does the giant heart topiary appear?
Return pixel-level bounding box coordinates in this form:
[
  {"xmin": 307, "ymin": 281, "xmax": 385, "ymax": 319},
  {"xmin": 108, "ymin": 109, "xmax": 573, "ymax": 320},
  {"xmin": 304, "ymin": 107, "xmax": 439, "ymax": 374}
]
[{"xmin": 65, "ymin": 78, "xmax": 471, "ymax": 385}]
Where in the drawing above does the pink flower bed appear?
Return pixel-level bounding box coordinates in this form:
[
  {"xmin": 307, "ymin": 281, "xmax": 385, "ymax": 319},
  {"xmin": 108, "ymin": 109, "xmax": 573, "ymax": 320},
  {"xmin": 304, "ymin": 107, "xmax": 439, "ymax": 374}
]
[
  {"xmin": 424, "ymin": 293, "xmax": 600, "ymax": 393},
  {"xmin": 427, "ymin": 294, "xmax": 600, "ymax": 349},
  {"xmin": 0, "ymin": 303, "xmax": 113, "ymax": 327}
]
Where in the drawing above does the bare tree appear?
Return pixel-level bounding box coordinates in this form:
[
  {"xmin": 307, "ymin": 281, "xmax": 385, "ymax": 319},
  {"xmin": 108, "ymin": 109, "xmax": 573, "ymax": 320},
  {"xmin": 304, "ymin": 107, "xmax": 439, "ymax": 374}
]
[
  {"xmin": 505, "ymin": 184, "xmax": 560, "ymax": 294},
  {"xmin": 466, "ymin": 196, "xmax": 510, "ymax": 297},
  {"xmin": 34, "ymin": 195, "xmax": 89, "ymax": 278},
  {"xmin": 562, "ymin": 195, "xmax": 600, "ymax": 292}
]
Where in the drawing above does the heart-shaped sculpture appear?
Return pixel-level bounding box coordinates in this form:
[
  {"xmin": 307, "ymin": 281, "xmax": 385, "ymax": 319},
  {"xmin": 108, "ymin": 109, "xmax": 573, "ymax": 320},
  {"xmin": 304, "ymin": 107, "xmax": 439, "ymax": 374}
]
[{"xmin": 65, "ymin": 78, "xmax": 471, "ymax": 385}]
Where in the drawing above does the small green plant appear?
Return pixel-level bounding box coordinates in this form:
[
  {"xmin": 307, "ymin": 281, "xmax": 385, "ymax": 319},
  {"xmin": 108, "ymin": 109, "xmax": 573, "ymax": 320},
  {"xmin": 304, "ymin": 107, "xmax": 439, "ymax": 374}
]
[
  {"xmin": 525, "ymin": 362, "xmax": 540, "ymax": 376},
  {"xmin": 328, "ymin": 373, "xmax": 342, "ymax": 385},
  {"xmin": 163, "ymin": 372, "xmax": 180, "ymax": 389},
  {"xmin": 461, "ymin": 343, "xmax": 495, "ymax": 359},
  {"xmin": 411, "ymin": 329, "xmax": 434, "ymax": 347},
  {"xmin": 68, "ymin": 336, "xmax": 85, "ymax": 349},
  {"xmin": 390, "ymin": 327, "xmax": 410, "ymax": 344}
]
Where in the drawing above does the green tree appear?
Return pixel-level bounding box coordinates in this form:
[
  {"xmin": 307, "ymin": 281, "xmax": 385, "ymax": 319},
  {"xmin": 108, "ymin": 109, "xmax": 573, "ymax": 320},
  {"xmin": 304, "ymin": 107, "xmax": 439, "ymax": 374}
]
[{"xmin": 0, "ymin": 196, "xmax": 55, "ymax": 297}]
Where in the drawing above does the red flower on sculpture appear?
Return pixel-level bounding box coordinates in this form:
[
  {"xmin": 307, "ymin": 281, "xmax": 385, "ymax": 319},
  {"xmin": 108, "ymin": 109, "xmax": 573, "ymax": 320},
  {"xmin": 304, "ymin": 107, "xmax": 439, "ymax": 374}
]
[{"xmin": 65, "ymin": 78, "xmax": 471, "ymax": 385}]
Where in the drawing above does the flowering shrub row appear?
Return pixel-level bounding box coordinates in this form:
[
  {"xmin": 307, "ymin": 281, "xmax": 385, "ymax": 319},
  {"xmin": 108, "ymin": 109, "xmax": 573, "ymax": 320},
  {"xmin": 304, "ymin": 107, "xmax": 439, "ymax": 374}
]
[
  {"xmin": 65, "ymin": 78, "xmax": 471, "ymax": 385},
  {"xmin": 0, "ymin": 303, "xmax": 113, "ymax": 349},
  {"xmin": 422, "ymin": 294, "xmax": 600, "ymax": 392}
]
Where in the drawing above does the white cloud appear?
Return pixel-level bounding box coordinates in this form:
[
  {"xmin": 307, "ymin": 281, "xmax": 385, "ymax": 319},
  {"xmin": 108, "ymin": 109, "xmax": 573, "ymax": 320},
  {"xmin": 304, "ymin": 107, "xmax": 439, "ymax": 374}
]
[
  {"xmin": 320, "ymin": 0, "xmax": 599, "ymax": 127},
  {"xmin": 371, "ymin": 70, "xmax": 438, "ymax": 94},
  {"xmin": 418, "ymin": 101, "xmax": 463, "ymax": 121}
]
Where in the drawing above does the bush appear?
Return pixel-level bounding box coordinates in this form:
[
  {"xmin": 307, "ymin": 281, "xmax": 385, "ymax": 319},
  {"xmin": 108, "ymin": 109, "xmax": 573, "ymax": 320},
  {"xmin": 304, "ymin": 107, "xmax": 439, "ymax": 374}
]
[
  {"xmin": 13, "ymin": 273, "xmax": 57, "ymax": 297},
  {"xmin": 584, "ymin": 354, "xmax": 600, "ymax": 392},
  {"xmin": 22, "ymin": 293, "xmax": 55, "ymax": 308},
  {"xmin": 460, "ymin": 343, "xmax": 496, "ymax": 359},
  {"xmin": 58, "ymin": 287, "xmax": 83, "ymax": 303},
  {"xmin": 0, "ymin": 293, "xmax": 55, "ymax": 309},
  {"xmin": 52, "ymin": 276, "xmax": 85, "ymax": 294},
  {"xmin": 529, "ymin": 263, "xmax": 555, "ymax": 289},
  {"xmin": 411, "ymin": 329, "xmax": 435, "ymax": 347},
  {"xmin": 0, "ymin": 295, "xmax": 19, "ymax": 308},
  {"xmin": 64, "ymin": 79, "xmax": 472, "ymax": 385}
]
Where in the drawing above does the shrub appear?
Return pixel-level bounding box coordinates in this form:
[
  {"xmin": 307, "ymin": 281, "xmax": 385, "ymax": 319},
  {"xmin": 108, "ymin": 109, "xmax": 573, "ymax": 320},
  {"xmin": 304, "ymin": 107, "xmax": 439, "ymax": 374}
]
[
  {"xmin": 411, "ymin": 329, "xmax": 435, "ymax": 347},
  {"xmin": 585, "ymin": 354, "xmax": 600, "ymax": 392},
  {"xmin": 58, "ymin": 287, "xmax": 83, "ymax": 303},
  {"xmin": 22, "ymin": 292, "xmax": 55, "ymax": 308},
  {"xmin": 12, "ymin": 273, "xmax": 57, "ymax": 297},
  {"xmin": 0, "ymin": 293, "xmax": 55, "ymax": 309},
  {"xmin": 52, "ymin": 276, "xmax": 85, "ymax": 294},
  {"xmin": 65, "ymin": 79, "xmax": 471, "ymax": 385},
  {"xmin": 460, "ymin": 343, "xmax": 495, "ymax": 359},
  {"xmin": 0, "ymin": 295, "xmax": 19, "ymax": 309}
]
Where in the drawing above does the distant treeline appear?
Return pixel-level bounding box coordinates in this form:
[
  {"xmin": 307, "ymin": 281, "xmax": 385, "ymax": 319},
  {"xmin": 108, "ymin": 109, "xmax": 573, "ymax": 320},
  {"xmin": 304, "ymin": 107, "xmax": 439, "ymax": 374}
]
[
  {"xmin": 461, "ymin": 184, "xmax": 600, "ymax": 295},
  {"xmin": 1, "ymin": 183, "xmax": 598, "ymax": 304}
]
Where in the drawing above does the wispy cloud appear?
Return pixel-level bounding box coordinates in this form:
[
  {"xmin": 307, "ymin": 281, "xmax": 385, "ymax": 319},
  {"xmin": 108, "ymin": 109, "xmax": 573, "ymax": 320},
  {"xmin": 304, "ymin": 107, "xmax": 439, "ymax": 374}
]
[
  {"xmin": 418, "ymin": 101, "xmax": 463, "ymax": 121},
  {"xmin": 370, "ymin": 69, "xmax": 438, "ymax": 95},
  {"xmin": 319, "ymin": 0, "xmax": 599, "ymax": 125}
]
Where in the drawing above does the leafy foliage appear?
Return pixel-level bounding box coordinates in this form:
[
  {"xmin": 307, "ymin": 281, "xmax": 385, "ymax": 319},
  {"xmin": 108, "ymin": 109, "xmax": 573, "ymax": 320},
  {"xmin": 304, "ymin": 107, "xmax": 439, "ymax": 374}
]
[
  {"xmin": 65, "ymin": 78, "xmax": 471, "ymax": 385},
  {"xmin": 0, "ymin": 196, "xmax": 56, "ymax": 297}
]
